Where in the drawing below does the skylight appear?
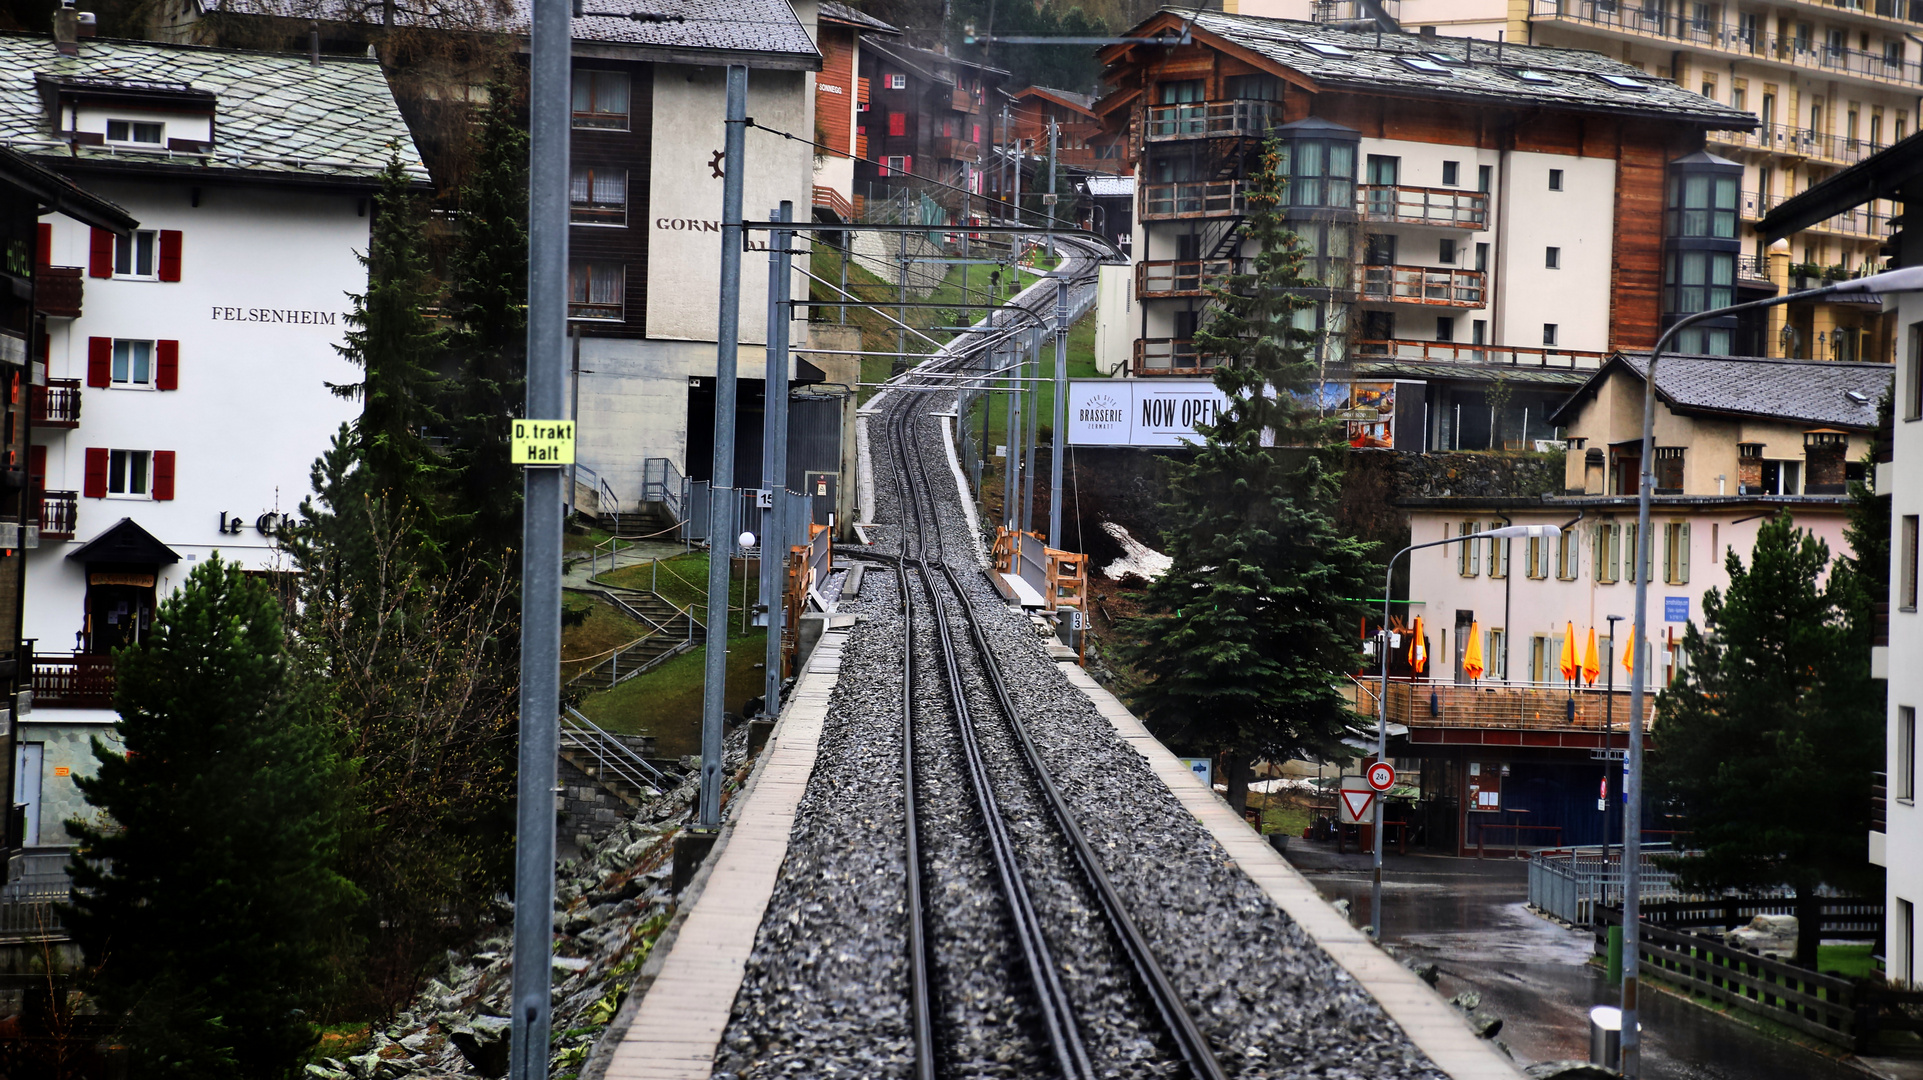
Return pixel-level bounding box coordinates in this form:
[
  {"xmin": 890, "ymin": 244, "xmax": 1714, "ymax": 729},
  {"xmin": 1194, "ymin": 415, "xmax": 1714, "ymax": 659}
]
[
  {"xmin": 1511, "ymin": 69, "xmax": 1555, "ymax": 83},
  {"xmin": 1595, "ymin": 72, "xmax": 1653, "ymax": 90},
  {"xmin": 1426, "ymin": 51, "xmax": 1465, "ymax": 65},
  {"xmin": 1301, "ymin": 39, "xmax": 1352, "ymax": 57},
  {"xmin": 1397, "ymin": 55, "xmax": 1454, "ymax": 74}
]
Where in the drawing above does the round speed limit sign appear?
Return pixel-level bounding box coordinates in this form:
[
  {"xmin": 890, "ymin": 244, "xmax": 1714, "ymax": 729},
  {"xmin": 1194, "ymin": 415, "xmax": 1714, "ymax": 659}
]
[{"xmin": 1366, "ymin": 762, "xmax": 1396, "ymax": 792}]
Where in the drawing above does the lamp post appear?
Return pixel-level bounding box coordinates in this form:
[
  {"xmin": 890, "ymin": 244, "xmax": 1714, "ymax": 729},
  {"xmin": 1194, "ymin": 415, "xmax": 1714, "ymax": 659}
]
[
  {"xmin": 1373, "ymin": 522, "xmax": 1559, "ymax": 942},
  {"xmin": 1603, "ymin": 613, "xmax": 1624, "ymax": 877},
  {"xmin": 1617, "ymin": 263, "xmax": 1923, "ymax": 1077}
]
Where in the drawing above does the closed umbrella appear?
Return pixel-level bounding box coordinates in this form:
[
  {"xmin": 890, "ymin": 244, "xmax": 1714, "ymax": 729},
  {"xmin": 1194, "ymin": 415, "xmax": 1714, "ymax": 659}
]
[
  {"xmin": 1409, "ymin": 615, "xmax": 1427, "ymax": 674},
  {"xmin": 1582, "ymin": 626, "xmax": 1601, "ymax": 685},
  {"xmin": 1560, "ymin": 621, "xmax": 1580, "ymax": 683},
  {"xmin": 1463, "ymin": 621, "xmax": 1484, "ymax": 680}
]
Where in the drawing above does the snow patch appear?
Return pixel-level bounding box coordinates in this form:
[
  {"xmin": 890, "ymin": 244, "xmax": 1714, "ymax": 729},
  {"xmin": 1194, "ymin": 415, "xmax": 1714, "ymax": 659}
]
[{"xmin": 1100, "ymin": 521, "xmax": 1172, "ymax": 582}]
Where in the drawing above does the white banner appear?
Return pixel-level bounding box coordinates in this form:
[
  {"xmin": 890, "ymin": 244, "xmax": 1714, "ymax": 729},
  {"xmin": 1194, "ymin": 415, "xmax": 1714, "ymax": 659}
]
[{"xmin": 1065, "ymin": 379, "xmax": 1230, "ymax": 447}]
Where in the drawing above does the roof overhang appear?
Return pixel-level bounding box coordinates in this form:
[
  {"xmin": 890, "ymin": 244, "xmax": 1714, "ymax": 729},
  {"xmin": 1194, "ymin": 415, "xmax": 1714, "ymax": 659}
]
[
  {"xmin": 0, "ymin": 146, "xmax": 137, "ymax": 233},
  {"xmin": 67, "ymin": 517, "xmax": 180, "ymax": 565}
]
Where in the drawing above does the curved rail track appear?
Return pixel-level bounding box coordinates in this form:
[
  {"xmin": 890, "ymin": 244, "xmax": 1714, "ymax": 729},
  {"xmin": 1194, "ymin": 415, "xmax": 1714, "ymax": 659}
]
[{"xmin": 875, "ymin": 242, "xmax": 1229, "ymax": 1080}]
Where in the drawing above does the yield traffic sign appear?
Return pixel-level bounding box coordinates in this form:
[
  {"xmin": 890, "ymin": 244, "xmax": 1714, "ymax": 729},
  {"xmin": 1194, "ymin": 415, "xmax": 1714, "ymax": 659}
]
[
  {"xmin": 1339, "ymin": 788, "xmax": 1376, "ymax": 823},
  {"xmin": 1366, "ymin": 762, "xmax": 1396, "ymax": 792}
]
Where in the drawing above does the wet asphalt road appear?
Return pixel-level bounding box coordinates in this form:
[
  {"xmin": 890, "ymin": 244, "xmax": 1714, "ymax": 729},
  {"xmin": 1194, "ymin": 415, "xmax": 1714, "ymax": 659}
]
[{"xmin": 1282, "ymin": 840, "xmax": 1866, "ymax": 1080}]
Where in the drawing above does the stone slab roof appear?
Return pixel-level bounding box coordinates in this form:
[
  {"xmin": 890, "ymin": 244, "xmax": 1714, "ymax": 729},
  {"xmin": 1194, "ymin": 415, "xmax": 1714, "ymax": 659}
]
[
  {"xmin": 819, "ymin": 1, "xmax": 896, "ymax": 35},
  {"xmin": 1169, "ymin": 9, "xmax": 1755, "ymax": 128},
  {"xmin": 1352, "ymin": 361, "xmax": 1592, "ymax": 386},
  {"xmin": 1548, "ymin": 353, "xmax": 1892, "ymax": 429},
  {"xmin": 1082, "ymin": 174, "xmax": 1133, "ymax": 196},
  {"xmin": 0, "ymin": 32, "xmax": 424, "ymax": 184}
]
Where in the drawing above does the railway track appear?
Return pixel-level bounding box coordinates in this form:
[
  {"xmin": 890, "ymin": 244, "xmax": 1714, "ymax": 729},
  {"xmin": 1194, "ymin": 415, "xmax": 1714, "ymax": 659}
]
[{"xmin": 876, "ymin": 244, "xmax": 1229, "ymax": 1080}]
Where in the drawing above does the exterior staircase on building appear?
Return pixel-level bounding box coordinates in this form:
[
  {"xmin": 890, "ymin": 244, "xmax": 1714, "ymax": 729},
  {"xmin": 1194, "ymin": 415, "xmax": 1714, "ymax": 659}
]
[
  {"xmin": 564, "ymin": 588, "xmax": 706, "ymax": 692},
  {"xmin": 558, "ymin": 708, "xmax": 681, "ymax": 837},
  {"xmin": 617, "ymin": 501, "xmax": 680, "ymax": 541}
]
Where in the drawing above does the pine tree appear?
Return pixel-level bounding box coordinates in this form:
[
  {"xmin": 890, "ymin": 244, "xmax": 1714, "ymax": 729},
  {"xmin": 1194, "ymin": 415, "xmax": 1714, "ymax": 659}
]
[
  {"xmin": 443, "ymin": 65, "xmax": 529, "ymax": 562},
  {"xmin": 64, "ymin": 556, "xmax": 354, "ymax": 1078},
  {"xmin": 1649, "ymin": 511, "xmax": 1881, "ymax": 966},
  {"xmin": 335, "ymin": 153, "xmax": 450, "ymax": 554},
  {"xmin": 1118, "ymin": 136, "xmax": 1376, "ymax": 814}
]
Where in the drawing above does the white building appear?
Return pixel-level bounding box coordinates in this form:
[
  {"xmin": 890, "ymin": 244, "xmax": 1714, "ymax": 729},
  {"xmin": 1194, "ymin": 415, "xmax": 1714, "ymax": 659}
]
[{"xmin": 0, "ymin": 27, "xmax": 423, "ymax": 843}]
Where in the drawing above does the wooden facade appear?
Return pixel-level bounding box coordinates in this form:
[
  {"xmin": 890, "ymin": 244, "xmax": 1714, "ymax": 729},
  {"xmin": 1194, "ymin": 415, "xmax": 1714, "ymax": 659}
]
[{"xmin": 570, "ymin": 61, "xmax": 654, "ymax": 340}]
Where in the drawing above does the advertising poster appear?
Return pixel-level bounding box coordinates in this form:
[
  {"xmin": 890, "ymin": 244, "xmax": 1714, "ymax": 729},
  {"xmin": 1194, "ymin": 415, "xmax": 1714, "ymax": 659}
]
[{"xmin": 1065, "ymin": 379, "xmax": 1232, "ymax": 447}]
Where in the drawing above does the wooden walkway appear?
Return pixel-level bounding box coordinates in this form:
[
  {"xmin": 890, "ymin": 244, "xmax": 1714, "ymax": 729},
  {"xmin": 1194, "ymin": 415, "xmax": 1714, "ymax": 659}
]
[
  {"xmin": 1058, "ymin": 663, "xmax": 1521, "ymax": 1080},
  {"xmin": 602, "ymin": 629, "xmax": 850, "ymax": 1080}
]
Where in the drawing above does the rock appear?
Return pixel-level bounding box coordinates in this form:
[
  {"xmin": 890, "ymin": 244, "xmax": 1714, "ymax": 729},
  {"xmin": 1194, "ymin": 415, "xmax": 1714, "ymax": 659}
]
[
  {"xmin": 1331, "ymin": 898, "xmax": 1352, "ymax": 920},
  {"xmin": 1725, "ymin": 914, "xmax": 1798, "ymax": 957},
  {"xmin": 1467, "ymin": 1011, "xmax": 1503, "ymax": 1038},
  {"xmin": 1525, "ymin": 1061, "xmax": 1622, "ymax": 1079},
  {"xmin": 304, "ymin": 1065, "xmax": 349, "ymax": 1080},
  {"xmin": 345, "ymin": 1052, "xmax": 384, "ymax": 1079},
  {"xmin": 1402, "ymin": 958, "xmax": 1440, "ymax": 985},
  {"xmin": 1449, "ymin": 991, "xmax": 1481, "ymax": 1011},
  {"xmin": 449, "ymin": 1015, "xmax": 513, "ymax": 1078}
]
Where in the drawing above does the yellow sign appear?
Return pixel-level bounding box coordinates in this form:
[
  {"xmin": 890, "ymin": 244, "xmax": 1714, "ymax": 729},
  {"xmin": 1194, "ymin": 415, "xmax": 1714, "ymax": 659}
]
[{"xmin": 511, "ymin": 420, "xmax": 576, "ymax": 465}]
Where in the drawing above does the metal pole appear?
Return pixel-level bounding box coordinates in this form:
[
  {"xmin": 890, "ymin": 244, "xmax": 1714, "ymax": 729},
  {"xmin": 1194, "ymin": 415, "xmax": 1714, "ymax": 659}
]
[
  {"xmin": 1047, "ymin": 279, "xmax": 1066, "ymax": 549},
  {"xmin": 763, "ymin": 201, "xmax": 793, "ymax": 717},
  {"xmin": 1622, "ymin": 343, "xmax": 1659, "ymax": 1077},
  {"xmin": 1605, "ymin": 613, "xmax": 1622, "ymax": 893},
  {"xmin": 568, "ymin": 323, "xmax": 579, "ymax": 521},
  {"xmin": 1045, "ymin": 117, "xmax": 1058, "ymax": 256},
  {"xmin": 1021, "ymin": 328, "xmax": 1038, "ymax": 536},
  {"xmin": 1374, "ymin": 556, "xmax": 1396, "ymax": 942},
  {"xmin": 1004, "ymin": 343, "xmax": 1020, "ymax": 532},
  {"xmin": 699, "ymin": 64, "xmax": 749, "ymax": 830},
  {"xmin": 897, "ymin": 228, "xmax": 908, "ymax": 366},
  {"xmin": 509, "ymin": 0, "xmax": 568, "ymax": 1066}
]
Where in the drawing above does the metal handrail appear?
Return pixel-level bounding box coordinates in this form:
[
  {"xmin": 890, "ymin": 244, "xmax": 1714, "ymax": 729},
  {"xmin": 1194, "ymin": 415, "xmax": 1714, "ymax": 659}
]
[{"xmin": 561, "ymin": 706, "xmax": 673, "ymax": 792}]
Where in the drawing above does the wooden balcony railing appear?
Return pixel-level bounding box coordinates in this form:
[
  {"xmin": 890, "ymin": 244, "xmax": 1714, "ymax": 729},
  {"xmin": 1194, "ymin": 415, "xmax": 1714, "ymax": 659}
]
[
  {"xmin": 932, "ymin": 136, "xmax": 980, "ymax": 162},
  {"xmin": 1348, "ymin": 679, "xmax": 1657, "ymax": 733},
  {"xmin": 1354, "ymin": 338, "xmax": 1607, "ymax": 368},
  {"xmin": 1143, "ymin": 99, "xmax": 1277, "ymax": 141},
  {"xmin": 1133, "ymin": 338, "xmax": 1225, "ymax": 376},
  {"xmin": 812, "ymin": 185, "xmax": 854, "ymax": 223},
  {"xmin": 30, "ymin": 379, "xmax": 81, "ymax": 429},
  {"xmin": 1136, "ymin": 258, "xmax": 1244, "ymax": 297},
  {"xmin": 950, "ymin": 86, "xmax": 978, "ymax": 113},
  {"xmin": 1358, "ymin": 184, "xmax": 1489, "ymax": 229},
  {"xmin": 30, "ymin": 652, "xmax": 114, "ymax": 710},
  {"xmin": 1359, "ymin": 264, "xmax": 1485, "ymax": 307},
  {"xmin": 1140, "ymin": 180, "xmax": 1246, "ymax": 220},
  {"xmin": 36, "ymin": 490, "xmax": 76, "ymax": 541},
  {"xmin": 33, "ymin": 266, "xmax": 82, "ymax": 319}
]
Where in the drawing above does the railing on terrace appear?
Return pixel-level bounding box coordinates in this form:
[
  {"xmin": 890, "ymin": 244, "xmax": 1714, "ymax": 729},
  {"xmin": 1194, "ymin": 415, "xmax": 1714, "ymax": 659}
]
[
  {"xmin": 1140, "ymin": 180, "xmax": 1247, "ymax": 220},
  {"xmin": 1873, "ymin": 771, "xmax": 1888, "ymax": 832},
  {"xmin": 30, "ymin": 652, "xmax": 114, "ymax": 709},
  {"xmin": 812, "ymin": 184, "xmax": 855, "ymax": 223},
  {"xmin": 1359, "ymin": 264, "xmax": 1485, "ymax": 307},
  {"xmin": 1348, "ymin": 678, "xmax": 1658, "ymax": 731},
  {"xmin": 1313, "ymin": 0, "xmax": 1401, "ymax": 21},
  {"xmin": 36, "ymin": 490, "xmax": 76, "ymax": 541},
  {"xmin": 1358, "ymin": 185, "xmax": 1489, "ymax": 229},
  {"xmin": 30, "ymin": 378, "xmax": 81, "ymax": 428},
  {"xmin": 1143, "ymin": 100, "xmax": 1277, "ymax": 141},
  {"xmin": 1736, "ymin": 253, "xmax": 1771, "ymax": 281},
  {"xmin": 1530, "ymin": 0, "xmax": 1923, "ymax": 87},
  {"xmin": 1529, "ymin": 844, "xmax": 1697, "ymax": 924},
  {"xmin": 1355, "ymin": 338, "xmax": 1607, "ymax": 368},
  {"xmin": 1711, "ymin": 121, "xmax": 1892, "ymax": 166},
  {"xmin": 1133, "ymin": 338, "xmax": 1225, "ymax": 376},
  {"xmin": 0, "ymin": 849, "xmax": 75, "ymax": 941},
  {"xmin": 1136, "ymin": 258, "xmax": 1244, "ymax": 296},
  {"xmin": 642, "ymin": 457, "xmax": 685, "ymax": 526}
]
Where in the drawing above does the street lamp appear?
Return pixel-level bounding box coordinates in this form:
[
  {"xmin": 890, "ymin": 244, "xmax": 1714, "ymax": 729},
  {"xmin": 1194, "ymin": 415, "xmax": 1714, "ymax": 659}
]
[
  {"xmin": 1617, "ymin": 263, "xmax": 1923, "ymax": 1077},
  {"xmin": 1371, "ymin": 522, "xmax": 1559, "ymax": 942}
]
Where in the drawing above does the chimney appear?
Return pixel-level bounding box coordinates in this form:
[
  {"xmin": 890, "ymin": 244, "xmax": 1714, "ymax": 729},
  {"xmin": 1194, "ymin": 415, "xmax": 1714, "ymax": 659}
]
[
  {"xmin": 53, "ymin": 0, "xmax": 78, "ymax": 55},
  {"xmin": 309, "ymin": 19, "xmax": 320, "ymax": 64},
  {"xmin": 1803, "ymin": 429, "xmax": 1849, "ymax": 494},
  {"xmin": 77, "ymin": 11, "xmax": 95, "ymax": 36}
]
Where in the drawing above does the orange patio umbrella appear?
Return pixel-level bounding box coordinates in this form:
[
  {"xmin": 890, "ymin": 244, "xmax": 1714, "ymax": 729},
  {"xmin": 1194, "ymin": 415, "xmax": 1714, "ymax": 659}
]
[
  {"xmin": 1582, "ymin": 626, "xmax": 1601, "ymax": 685},
  {"xmin": 1462, "ymin": 621, "xmax": 1484, "ymax": 680},
  {"xmin": 1408, "ymin": 615, "xmax": 1427, "ymax": 674},
  {"xmin": 1559, "ymin": 621, "xmax": 1580, "ymax": 683}
]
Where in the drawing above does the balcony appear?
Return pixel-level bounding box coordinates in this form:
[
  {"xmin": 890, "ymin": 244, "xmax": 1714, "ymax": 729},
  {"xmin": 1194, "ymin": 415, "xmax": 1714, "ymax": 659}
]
[
  {"xmin": 1133, "ymin": 338, "xmax": 1225, "ymax": 376},
  {"xmin": 1709, "ymin": 122, "xmax": 1891, "ymax": 167},
  {"xmin": 30, "ymin": 652, "xmax": 114, "ymax": 710},
  {"xmin": 36, "ymin": 490, "xmax": 75, "ymax": 541},
  {"xmin": 932, "ymin": 136, "xmax": 980, "ymax": 162},
  {"xmin": 33, "ymin": 266, "xmax": 82, "ymax": 319},
  {"xmin": 1136, "ymin": 258, "xmax": 1244, "ymax": 297},
  {"xmin": 950, "ymin": 86, "xmax": 979, "ymax": 113},
  {"xmin": 1356, "ymin": 338, "xmax": 1607, "ymax": 368},
  {"xmin": 1349, "ymin": 679, "xmax": 1657, "ymax": 741},
  {"xmin": 1359, "ymin": 264, "xmax": 1486, "ymax": 307},
  {"xmin": 1530, "ymin": 0, "xmax": 1923, "ymax": 89},
  {"xmin": 1141, "ymin": 180, "xmax": 1247, "ymax": 220},
  {"xmin": 1358, "ymin": 185, "xmax": 1489, "ymax": 229},
  {"xmin": 1142, "ymin": 100, "xmax": 1277, "ymax": 142},
  {"xmin": 30, "ymin": 379, "xmax": 81, "ymax": 429}
]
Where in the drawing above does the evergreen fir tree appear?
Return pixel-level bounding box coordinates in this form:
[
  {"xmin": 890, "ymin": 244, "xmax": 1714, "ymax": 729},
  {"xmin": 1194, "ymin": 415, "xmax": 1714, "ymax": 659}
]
[
  {"xmin": 335, "ymin": 153, "xmax": 449, "ymax": 553},
  {"xmin": 1649, "ymin": 511, "xmax": 1881, "ymax": 966},
  {"xmin": 64, "ymin": 557, "xmax": 354, "ymax": 1078},
  {"xmin": 443, "ymin": 65, "xmax": 529, "ymax": 561},
  {"xmin": 1118, "ymin": 137, "xmax": 1375, "ymax": 813}
]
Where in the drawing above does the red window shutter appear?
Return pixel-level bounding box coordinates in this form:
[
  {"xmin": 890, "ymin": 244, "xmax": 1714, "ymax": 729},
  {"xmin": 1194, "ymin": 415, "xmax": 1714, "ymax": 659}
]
[
  {"xmin": 888, "ymin": 111, "xmax": 905, "ymax": 137},
  {"xmin": 158, "ymin": 230, "xmax": 182, "ymax": 281},
  {"xmin": 152, "ymin": 450, "xmax": 176, "ymax": 501},
  {"xmin": 83, "ymin": 447, "xmax": 108, "ymax": 499},
  {"xmin": 88, "ymin": 228, "xmax": 114, "ymax": 278},
  {"xmin": 156, "ymin": 340, "xmax": 179, "ymax": 390},
  {"xmin": 36, "ymin": 224, "xmax": 52, "ymax": 266},
  {"xmin": 902, "ymin": 156, "xmax": 912, "ymax": 174},
  {"xmin": 27, "ymin": 445, "xmax": 45, "ymax": 489},
  {"xmin": 86, "ymin": 337, "xmax": 111, "ymax": 388}
]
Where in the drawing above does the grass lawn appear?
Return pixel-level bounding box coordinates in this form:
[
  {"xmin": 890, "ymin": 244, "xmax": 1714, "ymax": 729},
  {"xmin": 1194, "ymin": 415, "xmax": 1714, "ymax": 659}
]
[
  {"xmin": 560, "ymin": 592, "xmax": 651, "ymax": 682},
  {"xmin": 575, "ymin": 631, "xmax": 769, "ymax": 757},
  {"xmin": 1817, "ymin": 943, "xmax": 1877, "ymax": 979},
  {"xmin": 1257, "ymin": 801, "xmax": 1314, "ymax": 838},
  {"xmin": 964, "ymin": 308, "xmax": 1101, "ymax": 454}
]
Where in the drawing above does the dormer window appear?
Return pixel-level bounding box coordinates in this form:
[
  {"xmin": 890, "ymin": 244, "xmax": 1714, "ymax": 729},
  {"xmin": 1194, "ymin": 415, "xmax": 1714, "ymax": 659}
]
[{"xmin": 106, "ymin": 119, "xmax": 163, "ymax": 145}]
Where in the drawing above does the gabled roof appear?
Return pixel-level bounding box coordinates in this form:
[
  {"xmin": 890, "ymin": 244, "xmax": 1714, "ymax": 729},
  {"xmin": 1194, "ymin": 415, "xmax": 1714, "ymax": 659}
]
[
  {"xmin": 68, "ymin": 518, "xmax": 180, "ymax": 565},
  {"xmin": 0, "ymin": 33, "xmax": 425, "ymax": 185},
  {"xmin": 0, "ymin": 146, "xmax": 136, "ymax": 233},
  {"xmin": 1547, "ymin": 353, "xmax": 1890, "ymax": 429},
  {"xmin": 1014, "ymin": 86, "xmax": 1096, "ymax": 116},
  {"xmin": 1082, "ymin": 174, "xmax": 1133, "ymax": 197},
  {"xmin": 1106, "ymin": 9, "xmax": 1755, "ymax": 128},
  {"xmin": 195, "ymin": 0, "xmax": 820, "ymax": 68},
  {"xmin": 819, "ymin": 1, "xmax": 897, "ymax": 35},
  {"xmin": 866, "ymin": 38, "xmax": 1008, "ymax": 84}
]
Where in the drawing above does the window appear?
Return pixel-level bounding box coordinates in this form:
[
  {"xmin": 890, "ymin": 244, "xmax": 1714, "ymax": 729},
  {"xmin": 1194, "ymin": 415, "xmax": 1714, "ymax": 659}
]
[
  {"xmin": 1487, "ymin": 628, "xmax": 1507, "ymax": 680},
  {"xmin": 1458, "ymin": 521, "xmax": 1480, "ymax": 575},
  {"xmin": 115, "ymin": 230, "xmax": 156, "ymax": 278},
  {"xmin": 112, "ymin": 340, "xmax": 153, "ymax": 387},
  {"xmin": 1530, "ymin": 635, "xmax": 1549, "ymax": 683},
  {"xmin": 1365, "ymin": 233, "xmax": 1397, "ymax": 266},
  {"xmin": 1732, "ymin": 85, "xmax": 1746, "ymax": 112},
  {"xmin": 1543, "ymin": 323, "xmax": 1559, "ymax": 346},
  {"xmin": 887, "ymin": 72, "xmax": 907, "ymax": 89},
  {"xmin": 1908, "ymin": 323, "xmax": 1923, "ymax": 420},
  {"xmin": 1397, "ymin": 55, "xmax": 1453, "ymax": 74},
  {"xmin": 568, "ymin": 262, "xmax": 624, "ymax": 321},
  {"xmin": 1664, "ymin": 521, "xmax": 1691, "ymax": 584},
  {"xmin": 109, "ymin": 450, "xmax": 150, "ymax": 497},
  {"xmin": 1439, "ymin": 237, "xmax": 1457, "ymax": 264},
  {"xmin": 570, "ymin": 167, "xmax": 627, "ymax": 225},
  {"xmin": 888, "ymin": 111, "xmax": 907, "ymax": 137},
  {"xmin": 1472, "ymin": 319, "xmax": 1486, "ymax": 345},
  {"xmin": 1436, "ymin": 316, "xmax": 1453, "ymax": 342},
  {"xmin": 1549, "ymin": 168, "xmax": 1564, "ymax": 190},
  {"xmin": 1761, "ymin": 459, "xmax": 1801, "ymax": 495},
  {"xmin": 1667, "ymin": 170, "xmax": 1740, "ymax": 239},
  {"xmin": 1903, "ymin": 515, "xmax": 1919, "ymax": 609},
  {"xmin": 1655, "ymin": 446, "xmax": 1685, "ymax": 492},
  {"xmin": 1442, "ymin": 160, "xmax": 1460, "ymax": 186},
  {"xmin": 1478, "ymin": 164, "xmax": 1492, "ymax": 192},
  {"xmin": 1701, "ymin": 80, "xmax": 1716, "ymax": 99},
  {"xmin": 1302, "ymin": 39, "xmax": 1353, "ymax": 57},
  {"xmin": 571, "ymin": 70, "xmax": 630, "ymax": 130},
  {"xmin": 1903, "ymin": 898, "xmax": 1917, "ymax": 986},
  {"xmin": 1487, "ymin": 533, "xmax": 1509, "ymax": 578},
  {"xmin": 1475, "ymin": 242, "xmax": 1489, "ymax": 272},
  {"xmin": 883, "ymin": 155, "xmax": 907, "ymax": 176},
  {"xmin": 1596, "ymin": 523, "xmax": 1621, "ymax": 583},
  {"xmin": 105, "ymin": 119, "xmax": 163, "ymax": 145},
  {"xmin": 1276, "ymin": 136, "xmax": 1356, "ymax": 210},
  {"xmin": 1558, "ymin": 526, "xmax": 1579, "ymax": 580},
  {"xmin": 1899, "ymin": 705, "xmax": 1916, "ymax": 803},
  {"xmin": 1526, "ymin": 534, "xmax": 1549, "ymax": 579},
  {"xmin": 1546, "ymin": 246, "xmax": 1561, "ymax": 269},
  {"xmin": 1624, "ymin": 522, "xmax": 1652, "ymax": 583}
]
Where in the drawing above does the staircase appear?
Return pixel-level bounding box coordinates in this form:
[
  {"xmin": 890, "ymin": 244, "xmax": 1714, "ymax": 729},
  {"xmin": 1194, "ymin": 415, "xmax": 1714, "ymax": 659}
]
[
  {"xmin": 566, "ymin": 589, "xmax": 706, "ymax": 692},
  {"xmin": 558, "ymin": 708, "xmax": 681, "ymax": 836},
  {"xmin": 618, "ymin": 501, "xmax": 680, "ymax": 541}
]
